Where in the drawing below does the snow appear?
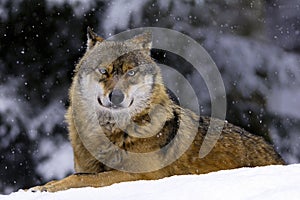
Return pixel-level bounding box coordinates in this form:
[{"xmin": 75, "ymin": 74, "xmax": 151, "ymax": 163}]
[
  {"xmin": 271, "ymin": 128, "xmax": 300, "ymax": 164},
  {"xmin": 103, "ymin": 0, "xmax": 149, "ymax": 35},
  {"xmin": 46, "ymin": 0, "xmax": 95, "ymax": 16},
  {"xmin": 1, "ymin": 164, "xmax": 300, "ymax": 200},
  {"xmin": 268, "ymin": 87, "xmax": 300, "ymax": 119},
  {"xmin": 0, "ymin": 79, "xmax": 28, "ymax": 148},
  {"xmin": 36, "ymin": 141, "xmax": 74, "ymax": 180},
  {"xmin": 266, "ymin": 0, "xmax": 300, "ymax": 50},
  {"xmin": 28, "ymin": 101, "xmax": 66, "ymax": 140}
]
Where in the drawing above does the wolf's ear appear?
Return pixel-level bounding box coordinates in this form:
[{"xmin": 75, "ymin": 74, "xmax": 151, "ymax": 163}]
[
  {"xmin": 87, "ymin": 27, "xmax": 104, "ymax": 50},
  {"xmin": 128, "ymin": 31, "xmax": 152, "ymax": 50}
]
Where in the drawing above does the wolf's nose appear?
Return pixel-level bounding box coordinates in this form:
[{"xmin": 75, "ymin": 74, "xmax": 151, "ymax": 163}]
[{"xmin": 109, "ymin": 89, "xmax": 125, "ymax": 106}]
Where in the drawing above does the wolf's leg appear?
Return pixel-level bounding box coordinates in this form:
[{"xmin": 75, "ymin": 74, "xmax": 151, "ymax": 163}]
[{"xmin": 29, "ymin": 170, "xmax": 157, "ymax": 192}]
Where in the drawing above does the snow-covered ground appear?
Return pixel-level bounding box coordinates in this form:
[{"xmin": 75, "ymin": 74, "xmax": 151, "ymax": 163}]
[{"xmin": 2, "ymin": 164, "xmax": 300, "ymax": 200}]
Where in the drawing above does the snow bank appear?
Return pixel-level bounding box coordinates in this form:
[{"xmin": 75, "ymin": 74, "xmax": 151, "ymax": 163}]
[{"xmin": 2, "ymin": 164, "xmax": 299, "ymax": 200}]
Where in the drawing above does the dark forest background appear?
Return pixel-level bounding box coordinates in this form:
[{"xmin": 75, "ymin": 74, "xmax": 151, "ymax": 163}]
[{"xmin": 1, "ymin": 0, "xmax": 300, "ymax": 194}]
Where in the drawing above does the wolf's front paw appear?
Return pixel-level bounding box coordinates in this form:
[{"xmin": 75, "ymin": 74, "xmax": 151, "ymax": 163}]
[
  {"xmin": 29, "ymin": 185, "xmax": 47, "ymax": 192},
  {"xmin": 29, "ymin": 180, "xmax": 64, "ymax": 192}
]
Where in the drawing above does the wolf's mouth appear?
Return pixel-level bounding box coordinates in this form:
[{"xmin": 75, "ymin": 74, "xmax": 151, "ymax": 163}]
[
  {"xmin": 97, "ymin": 97, "xmax": 134, "ymax": 109},
  {"xmin": 97, "ymin": 97, "xmax": 103, "ymax": 106},
  {"xmin": 129, "ymin": 99, "xmax": 134, "ymax": 107}
]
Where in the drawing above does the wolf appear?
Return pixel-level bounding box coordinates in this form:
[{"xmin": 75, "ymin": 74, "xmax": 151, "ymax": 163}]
[{"xmin": 30, "ymin": 28, "xmax": 284, "ymax": 192}]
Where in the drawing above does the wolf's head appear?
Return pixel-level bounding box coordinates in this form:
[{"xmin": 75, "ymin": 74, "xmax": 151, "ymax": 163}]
[{"xmin": 71, "ymin": 28, "xmax": 172, "ymax": 131}]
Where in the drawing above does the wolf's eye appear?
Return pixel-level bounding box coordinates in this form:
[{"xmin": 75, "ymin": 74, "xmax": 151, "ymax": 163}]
[
  {"xmin": 127, "ymin": 70, "xmax": 135, "ymax": 76},
  {"xmin": 99, "ymin": 68, "xmax": 107, "ymax": 75}
]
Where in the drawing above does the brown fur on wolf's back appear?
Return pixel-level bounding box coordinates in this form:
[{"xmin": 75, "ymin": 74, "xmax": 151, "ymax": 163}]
[{"xmin": 29, "ymin": 29, "xmax": 284, "ymax": 192}]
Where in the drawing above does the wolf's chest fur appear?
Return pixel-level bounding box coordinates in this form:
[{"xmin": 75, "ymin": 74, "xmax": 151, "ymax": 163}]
[{"xmin": 100, "ymin": 111, "xmax": 179, "ymax": 153}]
